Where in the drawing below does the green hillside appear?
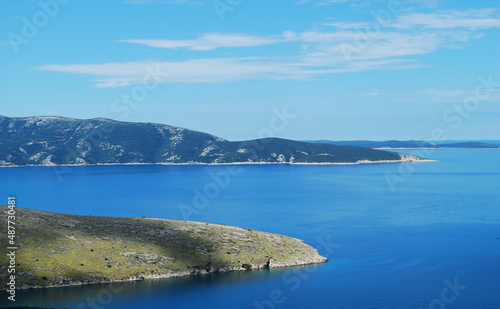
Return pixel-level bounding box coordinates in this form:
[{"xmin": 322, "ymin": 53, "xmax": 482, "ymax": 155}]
[{"xmin": 0, "ymin": 116, "xmax": 423, "ymax": 166}]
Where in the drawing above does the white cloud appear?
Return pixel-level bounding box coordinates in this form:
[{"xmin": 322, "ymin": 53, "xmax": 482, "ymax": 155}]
[
  {"xmin": 37, "ymin": 57, "xmax": 423, "ymax": 87},
  {"xmin": 125, "ymin": 0, "xmax": 204, "ymax": 5},
  {"xmin": 322, "ymin": 21, "xmax": 370, "ymax": 29},
  {"xmin": 297, "ymin": 0, "xmax": 352, "ymax": 6},
  {"xmin": 119, "ymin": 33, "xmax": 290, "ymax": 51},
  {"xmin": 393, "ymin": 9, "xmax": 500, "ymax": 29},
  {"xmin": 36, "ymin": 9, "xmax": 500, "ymax": 87},
  {"xmin": 315, "ymin": 0, "xmax": 351, "ymax": 6},
  {"xmin": 37, "ymin": 58, "xmax": 301, "ymax": 87},
  {"xmin": 300, "ymin": 0, "xmax": 443, "ymax": 8}
]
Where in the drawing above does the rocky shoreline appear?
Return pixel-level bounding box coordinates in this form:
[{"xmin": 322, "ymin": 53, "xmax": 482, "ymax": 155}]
[
  {"xmin": 0, "ymin": 207, "xmax": 327, "ymax": 291},
  {"xmin": 0, "ymin": 155, "xmax": 435, "ymax": 169},
  {"xmin": 14, "ymin": 256, "xmax": 328, "ymax": 290}
]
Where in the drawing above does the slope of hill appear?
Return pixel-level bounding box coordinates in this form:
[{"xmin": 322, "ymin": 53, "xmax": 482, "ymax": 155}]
[
  {"xmin": 0, "ymin": 206, "xmax": 327, "ymax": 290},
  {"xmin": 0, "ymin": 116, "xmax": 426, "ymax": 166}
]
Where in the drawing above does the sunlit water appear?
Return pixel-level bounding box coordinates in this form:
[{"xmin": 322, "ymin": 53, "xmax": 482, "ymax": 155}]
[{"xmin": 1, "ymin": 149, "xmax": 499, "ymax": 308}]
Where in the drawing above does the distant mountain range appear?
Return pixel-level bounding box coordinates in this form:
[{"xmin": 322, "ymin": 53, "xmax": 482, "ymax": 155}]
[
  {"xmin": 306, "ymin": 140, "xmax": 500, "ymax": 149},
  {"xmin": 0, "ymin": 116, "xmax": 427, "ymax": 166}
]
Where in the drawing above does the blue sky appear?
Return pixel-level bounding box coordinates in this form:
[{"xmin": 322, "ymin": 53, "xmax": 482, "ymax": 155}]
[{"xmin": 1, "ymin": 0, "xmax": 499, "ymax": 141}]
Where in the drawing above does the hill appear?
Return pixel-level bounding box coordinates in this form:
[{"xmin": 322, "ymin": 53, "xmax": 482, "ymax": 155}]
[
  {"xmin": 0, "ymin": 116, "xmax": 426, "ymax": 166},
  {"xmin": 0, "ymin": 206, "xmax": 327, "ymax": 290}
]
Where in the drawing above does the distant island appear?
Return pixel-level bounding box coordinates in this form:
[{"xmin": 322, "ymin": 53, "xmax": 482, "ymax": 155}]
[
  {"xmin": 0, "ymin": 116, "xmax": 432, "ymax": 166},
  {"xmin": 306, "ymin": 140, "xmax": 500, "ymax": 149},
  {"xmin": 0, "ymin": 206, "xmax": 327, "ymax": 290}
]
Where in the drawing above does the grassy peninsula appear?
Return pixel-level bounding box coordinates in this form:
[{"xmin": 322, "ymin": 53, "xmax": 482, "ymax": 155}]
[{"xmin": 0, "ymin": 206, "xmax": 327, "ymax": 290}]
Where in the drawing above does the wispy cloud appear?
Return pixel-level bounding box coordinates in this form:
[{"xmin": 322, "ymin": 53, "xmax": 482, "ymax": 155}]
[
  {"xmin": 297, "ymin": 0, "xmax": 352, "ymax": 6},
  {"xmin": 394, "ymin": 9, "xmax": 500, "ymax": 29},
  {"xmin": 37, "ymin": 58, "xmax": 299, "ymax": 87},
  {"xmin": 125, "ymin": 0, "xmax": 204, "ymax": 5},
  {"xmin": 37, "ymin": 57, "xmax": 421, "ymax": 88},
  {"xmin": 405, "ymin": 0, "xmax": 448, "ymax": 10},
  {"xmin": 36, "ymin": 9, "xmax": 500, "ymax": 87},
  {"xmin": 119, "ymin": 33, "xmax": 293, "ymax": 51},
  {"xmin": 322, "ymin": 9, "xmax": 500, "ymax": 30},
  {"xmin": 322, "ymin": 21, "xmax": 370, "ymax": 29},
  {"xmin": 299, "ymin": 0, "xmax": 444, "ymax": 8}
]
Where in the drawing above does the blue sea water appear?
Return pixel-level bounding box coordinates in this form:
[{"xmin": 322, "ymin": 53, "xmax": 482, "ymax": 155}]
[{"xmin": 0, "ymin": 149, "xmax": 499, "ymax": 308}]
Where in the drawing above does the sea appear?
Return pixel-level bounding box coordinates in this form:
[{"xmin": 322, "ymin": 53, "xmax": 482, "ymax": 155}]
[{"xmin": 0, "ymin": 148, "xmax": 499, "ymax": 309}]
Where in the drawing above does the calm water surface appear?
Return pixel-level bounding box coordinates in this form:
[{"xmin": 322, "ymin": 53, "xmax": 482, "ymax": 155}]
[{"xmin": 0, "ymin": 149, "xmax": 499, "ymax": 308}]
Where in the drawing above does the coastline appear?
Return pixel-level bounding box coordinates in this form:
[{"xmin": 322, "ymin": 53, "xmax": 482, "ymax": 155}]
[
  {"xmin": 375, "ymin": 147, "xmax": 500, "ymax": 149},
  {"xmin": 0, "ymin": 158, "xmax": 438, "ymax": 169},
  {"xmin": 8, "ymin": 257, "xmax": 328, "ymax": 291}
]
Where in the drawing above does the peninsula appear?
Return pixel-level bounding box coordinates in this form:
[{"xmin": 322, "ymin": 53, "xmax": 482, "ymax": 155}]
[
  {"xmin": 0, "ymin": 116, "xmax": 429, "ymax": 166},
  {"xmin": 0, "ymin": 206, "xmax": 327, "ymax": 290}
]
